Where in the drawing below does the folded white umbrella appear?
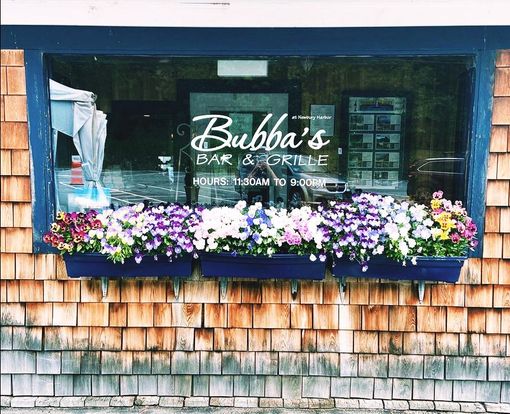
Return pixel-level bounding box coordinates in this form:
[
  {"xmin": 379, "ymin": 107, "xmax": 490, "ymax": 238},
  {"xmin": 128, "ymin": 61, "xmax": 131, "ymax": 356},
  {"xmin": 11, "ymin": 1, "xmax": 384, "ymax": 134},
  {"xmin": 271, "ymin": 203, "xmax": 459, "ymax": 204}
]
[{"xmin": 49, "ymin": 79, "xmax": 109, "ymax": 209}]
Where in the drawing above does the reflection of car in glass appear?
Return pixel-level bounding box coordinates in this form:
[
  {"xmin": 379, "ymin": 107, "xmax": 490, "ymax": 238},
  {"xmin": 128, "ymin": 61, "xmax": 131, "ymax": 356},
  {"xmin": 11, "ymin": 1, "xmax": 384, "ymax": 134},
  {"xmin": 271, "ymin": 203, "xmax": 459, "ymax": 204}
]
[
  {"xmin": 287, "ymin": 162, "xmax": 349, "ymax": 207},
  {"xmin": 236, "ymin": 153, "xmax": 349, "ymax": 207},
  {"xmin": 407, "ymin": 157, "xmax": 465, "ymax": 202}
]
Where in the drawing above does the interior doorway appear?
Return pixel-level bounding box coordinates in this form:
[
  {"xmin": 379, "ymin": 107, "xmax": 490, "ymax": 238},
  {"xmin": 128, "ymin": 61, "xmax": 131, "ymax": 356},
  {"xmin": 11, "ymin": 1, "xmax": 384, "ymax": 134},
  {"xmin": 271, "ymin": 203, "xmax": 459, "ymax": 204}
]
[{"xmin": 189, "ymin": 92, "xmax": 290, "ymax": 206}]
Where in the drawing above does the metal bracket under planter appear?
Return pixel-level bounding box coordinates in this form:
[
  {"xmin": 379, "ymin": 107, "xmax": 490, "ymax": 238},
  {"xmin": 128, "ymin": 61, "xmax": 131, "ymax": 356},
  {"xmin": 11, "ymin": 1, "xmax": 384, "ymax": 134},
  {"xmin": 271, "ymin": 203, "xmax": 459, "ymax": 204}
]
[
  {"xmin": 417, "ymin": 280, "xmax": 425, "ymax": 304},
  {"xmin": 339, "ymin": 276, "xmax": 347, "ymax": 303},
  {"xmin": 173, "ymin": 278, "xmax": 181, "ymax": 300},
  {"xmin": 220, "ymin": 278, "xmax": 228, "ymax": 300},
  {"xmin": 98, "ymin": 276, "xmax": 182, "ymax": 299},
  {"xmin": 331, "ymin": 256, "xmax": 466, "ymax": 303},
  {"xmin": 63, "ymin": 254, "xmax": 193, "ymax": 300},
  {"xmin": 331, "ymin": 256, "xmax": 466, "ymax": 283},
  {"xmin": 333, "ymin": 275, "xmax": 426, "ymax": 303},
  {"xmin": 101, "ymin": 277, "xmax": 108, "ymax": 297},
  {"xmin": 291, "ymin": 279, "xmax": 299, "ymax": 298}
]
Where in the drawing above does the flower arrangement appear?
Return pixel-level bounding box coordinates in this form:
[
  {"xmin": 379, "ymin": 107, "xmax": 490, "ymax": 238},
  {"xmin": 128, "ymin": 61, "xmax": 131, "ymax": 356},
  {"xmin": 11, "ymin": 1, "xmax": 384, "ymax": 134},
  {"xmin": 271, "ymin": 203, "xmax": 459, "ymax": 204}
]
[
  {"xmin": 322, "ymin": 191, "xmax": 477, "ymax": 270},
  {"xmin": 383, "ymin": 190, "xmax": 477, "ymax": 261},
  {"xmin": 320, "ymin": 193, "xmax": 394, "ymax": 271},
  {"xmin": 44, "ymin": 190, "xmax": 476, "ymax": 270},
  {"xmin": 43, "ymin": 210, "xmax": 102, "ymax": 254},
  {"xmin": 45, "ymin": 204, "xmax": 200, "ymax": 263},
  {"xmin": 193, "ymin": 201, "xmax": 329, "ymax": 261}
]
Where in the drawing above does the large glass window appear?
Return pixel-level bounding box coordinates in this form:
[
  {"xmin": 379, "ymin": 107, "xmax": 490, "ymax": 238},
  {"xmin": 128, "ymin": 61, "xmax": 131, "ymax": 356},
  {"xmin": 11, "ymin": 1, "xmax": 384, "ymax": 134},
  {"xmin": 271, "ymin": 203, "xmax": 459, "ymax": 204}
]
[{"xmin": 49, "ymin": 55, "xmax": 473, "ymax": 211}]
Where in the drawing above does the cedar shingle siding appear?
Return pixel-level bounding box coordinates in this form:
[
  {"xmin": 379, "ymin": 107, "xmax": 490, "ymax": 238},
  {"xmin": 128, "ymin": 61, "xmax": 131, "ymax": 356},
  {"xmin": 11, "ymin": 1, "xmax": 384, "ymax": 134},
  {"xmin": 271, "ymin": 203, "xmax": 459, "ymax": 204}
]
[{"xmin": 0, "ymin": 49, "xmax": 509, "ymax": 409}]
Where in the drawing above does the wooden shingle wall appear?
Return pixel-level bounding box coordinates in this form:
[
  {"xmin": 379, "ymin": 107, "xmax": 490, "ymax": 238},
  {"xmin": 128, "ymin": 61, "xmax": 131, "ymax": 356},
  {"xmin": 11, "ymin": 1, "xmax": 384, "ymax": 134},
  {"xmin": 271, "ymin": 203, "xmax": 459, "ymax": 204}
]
[{"xmin": 0, "ymin": 49, "xmax": 509, "ymax": 410}]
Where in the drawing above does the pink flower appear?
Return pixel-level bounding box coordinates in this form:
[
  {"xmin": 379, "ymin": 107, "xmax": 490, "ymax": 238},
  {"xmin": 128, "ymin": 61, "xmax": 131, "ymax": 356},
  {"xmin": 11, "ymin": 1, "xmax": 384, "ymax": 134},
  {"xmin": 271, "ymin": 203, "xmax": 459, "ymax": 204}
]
[
  {"xmin": 432, "ymin": 190, "xmax": 443, "ymax": 199},
  {"xmin": 283, "ymin": 231, "xmax": 302, "ymax": 246},
  {"xmin": 463, "ymin": 229, "xmax": 474, "ymax": 239},
  {"xmin": 450, "ymin": 233, "xmax": 461, "ymax": 243}
]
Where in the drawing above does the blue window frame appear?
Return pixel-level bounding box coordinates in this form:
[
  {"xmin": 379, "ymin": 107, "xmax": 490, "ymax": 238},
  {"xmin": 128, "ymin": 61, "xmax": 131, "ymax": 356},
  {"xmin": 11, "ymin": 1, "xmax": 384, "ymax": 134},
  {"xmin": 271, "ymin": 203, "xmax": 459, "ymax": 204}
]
[{"xmin": 2, "ymin": 25, "xmax": 509, "ymax": 254}]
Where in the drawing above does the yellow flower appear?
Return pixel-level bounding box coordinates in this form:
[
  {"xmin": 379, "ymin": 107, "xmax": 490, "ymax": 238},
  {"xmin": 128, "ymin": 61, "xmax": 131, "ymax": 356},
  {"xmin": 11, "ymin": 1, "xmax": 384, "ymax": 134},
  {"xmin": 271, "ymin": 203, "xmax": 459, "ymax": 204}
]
[
  {"xmin": 441, "ymin": 212, "xmax": 451, "ymax": 220},
  {"xmin": 440, "ymin": 231, "xmax": 450, "ymax": 240},
  {"xmin": 431, "ymin": 199, "xmax": 442, "ymax": 209},
  {"xmin": 56, "ymin": 211, "xmax": 65, "ymax": 221},
  {"xmin": 435, "ymin": 212, "xmax": 453, "ymax": 229}
]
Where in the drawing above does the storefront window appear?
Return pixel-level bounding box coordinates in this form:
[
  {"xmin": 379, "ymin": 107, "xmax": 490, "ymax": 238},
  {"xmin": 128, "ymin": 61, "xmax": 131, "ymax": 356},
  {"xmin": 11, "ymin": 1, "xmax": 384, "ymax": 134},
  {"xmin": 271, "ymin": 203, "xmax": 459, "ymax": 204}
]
[{"xmin": 49, "ymin": 55, "xmax": 473, "ymax": 211}]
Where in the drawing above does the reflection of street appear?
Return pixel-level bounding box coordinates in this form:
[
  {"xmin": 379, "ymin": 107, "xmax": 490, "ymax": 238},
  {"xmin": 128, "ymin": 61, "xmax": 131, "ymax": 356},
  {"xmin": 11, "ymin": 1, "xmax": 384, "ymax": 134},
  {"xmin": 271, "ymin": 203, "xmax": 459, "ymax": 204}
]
[
  {"xmin": 57, "ymin": 168, "xmax": 411, "ymax": 210},
  {"xmin": 56, "ymin": 169, "xmax": 244, "ymax": 209}
]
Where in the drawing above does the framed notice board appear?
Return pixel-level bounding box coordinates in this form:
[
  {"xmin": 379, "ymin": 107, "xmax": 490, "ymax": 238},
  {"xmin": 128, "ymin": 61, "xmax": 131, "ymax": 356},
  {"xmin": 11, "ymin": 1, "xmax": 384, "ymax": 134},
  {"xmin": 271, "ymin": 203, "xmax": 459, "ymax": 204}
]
[{"xmin": 346, "ymin": 96, "xmax": 406, "ymax": 190}]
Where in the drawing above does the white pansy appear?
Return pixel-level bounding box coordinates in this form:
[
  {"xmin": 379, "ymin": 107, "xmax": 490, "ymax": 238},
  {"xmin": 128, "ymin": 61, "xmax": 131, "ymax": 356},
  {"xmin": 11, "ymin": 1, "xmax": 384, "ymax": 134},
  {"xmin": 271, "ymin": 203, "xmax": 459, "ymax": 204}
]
[
  {"xmin": 431, "ymin": 228, "xmax": 442, "ymax": 240},
  {"xmin": 385, "ymin": 223, "xmax": 399, "ymax": 240},
  {"xmin": 193, "ymin": 239, "xmax": 205, "ymax": 250},
  {"xmin": 394, "ymin": 212, "xmax": 408, "ymax": 224},
  {"xmin": 398, "ymin": 240, "xmax": 409, "ymax": 256}
]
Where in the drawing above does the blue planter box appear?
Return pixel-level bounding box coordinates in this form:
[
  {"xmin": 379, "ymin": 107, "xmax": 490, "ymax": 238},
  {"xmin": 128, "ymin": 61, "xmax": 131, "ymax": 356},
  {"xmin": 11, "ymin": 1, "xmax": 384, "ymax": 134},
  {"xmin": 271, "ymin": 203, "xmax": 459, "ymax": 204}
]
[
  {"xmin": 331, "ymin": 255, "xmax": 466, "ymax": 283},
  {"xmin": 200, "ymin": 252, "xmax": 326, "ymax": 280},
  {"xmin": 63, "ymin": 253, "xmax": 193, "ymax": 278}
]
